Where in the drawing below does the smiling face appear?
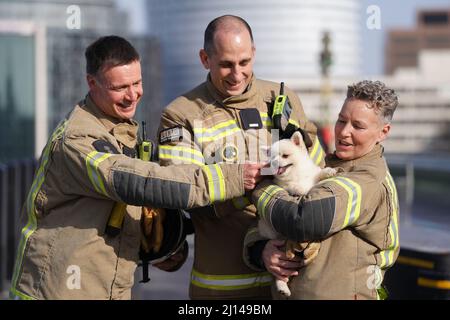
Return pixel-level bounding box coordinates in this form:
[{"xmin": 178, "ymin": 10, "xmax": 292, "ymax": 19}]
[
  {"xmin": 199, "ymin": 28, "xmax": 255, "ymax": 98},
  {"xmin": 87, "ymin": 60, "xmax": 143, "ymax": 120},
  {"xmin": 334, "ymin": 98, "xmax": 391, "ymax": 160}
]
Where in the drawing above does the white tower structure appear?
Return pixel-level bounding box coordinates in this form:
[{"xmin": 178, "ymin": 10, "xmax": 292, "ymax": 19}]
[{"xmin": 147, "ymin": 0, "xmax": 362, "ymax": 102}]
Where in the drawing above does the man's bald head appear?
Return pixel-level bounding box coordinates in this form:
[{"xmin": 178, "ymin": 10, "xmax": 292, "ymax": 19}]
[{"xmin": 203, "ymin": 15, "xmax": 254, "ymax": 56}]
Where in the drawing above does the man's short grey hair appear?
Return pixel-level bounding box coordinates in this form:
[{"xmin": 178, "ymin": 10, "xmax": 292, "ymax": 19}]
[{"xmin": 347, "ymin": 80, "xmax": 399, "ymax": 123}]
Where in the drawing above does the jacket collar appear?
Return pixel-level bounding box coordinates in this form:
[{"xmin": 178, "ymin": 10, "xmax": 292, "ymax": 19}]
[
  {"xmin": 84, "ymin": 94, "xmax": 138, "ymax": 148},
  {"xmin": 326, "ymin": 143, "xmax": 385, "ymax": 169},
  {"xmin": 205, "ymin": 73, "xmax": 258, "ymax": 108}
]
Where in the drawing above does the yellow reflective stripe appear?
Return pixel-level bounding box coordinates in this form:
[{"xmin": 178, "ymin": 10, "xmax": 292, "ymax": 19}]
[
  {"xmin": 9, "ymin": 288, "xmax": 35, "ymax": 300},
  {"xmin": 232, "ymin": 196, "xmax": 251, "ymax": 209},
  {"xmin": 288, "ymin": 118, "xmax": 300, "ymax": 128},
  {"xmin": 10, "ymin": 120, "xmax": 67, "ymax": 293},
  {"xmin": 330, "ymin": 177, "xmax": 362, "ymax": 228},
  {"xmin": 203, "ymin": 165, "xmax": 215, "ymax": 201},
  {"xmin": 159, "ymin": 145, "xmax": 204, "ymax": 158},
  {"xmin": 194, "ymin": 119, "xmax": 237, "ymax": 133},
  {"xmin": 386, "ymin": 173, "xmax": 399, "ymax": 267},
  {"xmin": 315, "ymin": 146, "xmax": 325, "ymax": 166},
  {"xmin": 86, "ymin": 151, "xmax": 112, "ymax": 196},
  {"xmin": 195, "ymin": 127, "xmax": 241, "ymax": 143},
  {"xmin": 202, "ymin": 164, "xmax": 226, "ymax": 202},
  {"xmin": 257, "ymin": 185, "xmax": 284, "ymax": 220},
  {"xmin": 418, "ymin": 277, "xmax": 450, "ymax": 290},
  {"xmin": 380, "ymin": 173, "xmax": 400, "ymax": 269},
  {"xmin": 216, "ymin": 165, "xmax": 226, "ymax": 202},
  {"xmin": 191, "ymin": 269, "xmax": 272, "ymax": 291},
  {"xmin": 193, "ymin": 120, "xmax": 241, "ymax": 143},
  {"xmin": 159, "ymin": 145, "xmax": 205, "ymax": 166},
  {"xmin": 260, "ymin": 112, "xmax": 273, "ymax": 128},
  {"xmin": 396, "ymin": 256, "xmax": 434, "ymax": 269},
  {"xmin": 309, "ymin": 136, "xmax": 325, "ymax": 166},
  {"xmin": 309, "ymin": 137, "xmax": 319, "ymax": 162}
]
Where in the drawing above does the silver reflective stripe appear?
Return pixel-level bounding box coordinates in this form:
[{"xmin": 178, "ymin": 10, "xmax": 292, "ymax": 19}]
[
  {"xmin": 9, "ymin": 289, "xmax": 35, "ymax": 300},
  {"xmin": 191, "ymin": 269, "xmax": 272, "ymax": 290},
  {"xmin": 282, "ymin": 101, "xmax": 292, "ymax": 120},
  {"xmin": 86, "ymin": 151, "xmax": 111, "ymax": 196},
  {"xmin": 257, "ymin": 185, "xmax": 283, "ymax": 220},
  {"xmin": 209, "ymin": 165, "xmax": 224, "ymax": 201},
  {"xmin": 193, "ymin": 120, "xmax": 241, "ymax": 143},
  {"xmin": 202, "ymin": 164, "xmax": 225, "ymax": 202},
  {"xmin": 260, "ymin": 112, "xmax": 273, "ymax": 128},
  {"xmin": 309, "ymin": 136, "xmax": 325, "ymax": 166},
  {"xmin": 380, "ymin": 173, "xmax": 400, "ymax": 268},
  {"xmin": 159, "ymin": 145, "xmax": 205, "ymax": 166},
  {"xmin": 331, "ymin": 177, "xmax": 361, "ymax": 228}
]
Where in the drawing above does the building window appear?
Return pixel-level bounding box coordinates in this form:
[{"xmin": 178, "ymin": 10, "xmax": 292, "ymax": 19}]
[
  {"xmin": 422, "ymin": 13, "xmax": 449, "ymax": 26},
  {"xmin": 0, "ymin": 34, "xmax": 35, "ymax": 163}
]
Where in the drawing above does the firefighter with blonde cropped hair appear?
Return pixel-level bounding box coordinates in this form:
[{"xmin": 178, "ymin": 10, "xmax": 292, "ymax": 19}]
[{"xmin": 246, "ymin": 80, "xmax": 400, "ymax": 300}]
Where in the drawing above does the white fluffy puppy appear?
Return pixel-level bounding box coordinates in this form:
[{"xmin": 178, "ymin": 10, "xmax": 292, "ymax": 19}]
[{"xmin": 258, "ymin": 131, "xmax": 336, "ymax": 297}]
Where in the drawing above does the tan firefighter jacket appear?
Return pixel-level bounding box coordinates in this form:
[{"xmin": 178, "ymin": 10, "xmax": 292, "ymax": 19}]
[
  {"xmin": 158, "ymin": 74, "xmax": 325, "ymax": 299},
  {"xmin": 10, "ymin": 95, "xmax": 245, "ymax": 300},
  {"xmin": 245, "ymin": 144, "xmax": 400, "ymax": 299}
]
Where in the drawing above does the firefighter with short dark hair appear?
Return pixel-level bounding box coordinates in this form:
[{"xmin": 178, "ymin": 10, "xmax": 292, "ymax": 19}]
[{"xmin": 9, "ymin": 35, "xmax": 262, "ymax": 300}]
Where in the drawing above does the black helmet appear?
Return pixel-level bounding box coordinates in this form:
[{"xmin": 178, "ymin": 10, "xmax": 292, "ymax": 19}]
[{"xmin": 139, "ymin": 209, "xmax": 193, "ymax": 265}]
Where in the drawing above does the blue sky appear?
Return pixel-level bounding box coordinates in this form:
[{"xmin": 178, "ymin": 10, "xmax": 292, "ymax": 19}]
[{"xmin": 116, "ymin": 0, "xmax": 450, "ymax": 75}]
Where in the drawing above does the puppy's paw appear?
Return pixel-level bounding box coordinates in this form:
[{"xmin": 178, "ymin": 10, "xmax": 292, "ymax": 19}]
[
  {"xmin": 288, "ymin": 185, "xmax": 309, "ymax": 196},
  {"xmin": 275, "ymin": 279, "xmax": 291, "ymax": 297},
  {"xmin": 321, "ymin": 167, "xmax": 337, "ymax": 179}
]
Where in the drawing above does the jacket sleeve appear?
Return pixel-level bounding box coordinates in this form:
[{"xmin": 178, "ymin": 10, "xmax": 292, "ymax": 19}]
[
  {"xmin": 158, "ymin": 107, "xmax": 205, "ymax": 167},
  {"xmin": 252, "ymin": 169, "xmax": 382, "ymax": 242},
  {"xmin": 242, "ymin": 222, "xmax": 269, "ymax": 271},
  {"xmin": 286, "ymin": 86, "xmax": 325, "ymax": 168},
  {"xmin": 60, "ymin": 130, "xmax": 244, "ymax": 209}
]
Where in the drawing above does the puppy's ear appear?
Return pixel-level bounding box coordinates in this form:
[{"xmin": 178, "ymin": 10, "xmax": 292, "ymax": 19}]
[
  {"xmin": 291, "ymin": 131, "xmax": 303, "ymax": 147},
  {"xmin": 297, "ymin": 128, "xmax": 313, "ymax": 148}
]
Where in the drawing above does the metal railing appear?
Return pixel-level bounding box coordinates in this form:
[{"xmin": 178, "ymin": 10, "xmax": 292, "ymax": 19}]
[{"xmin": 0, "ymin": 158, "xmax": 37, "ymax": 298}]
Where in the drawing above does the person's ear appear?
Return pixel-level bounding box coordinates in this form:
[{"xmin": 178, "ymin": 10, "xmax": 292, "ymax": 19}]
[
  {"xmin": 86, "ymin": 74, "xmax": 97, "ymax": 90},
  {"xmin": 199, "ymin": 49, "xmax": 210, "ymax": 70},
  {"xmin": 378, "ymin": 123, "xmax": 391, "ymax": 143}
]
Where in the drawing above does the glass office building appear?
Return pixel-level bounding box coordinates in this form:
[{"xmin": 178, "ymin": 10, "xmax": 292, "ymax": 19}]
[
  {"xmin": 147, "ymin": 0, "xmax": 362, "ymax": 103},
  {"xmin": 0, "ymin": 1, "xmax": 162, "ymax": 163}
]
